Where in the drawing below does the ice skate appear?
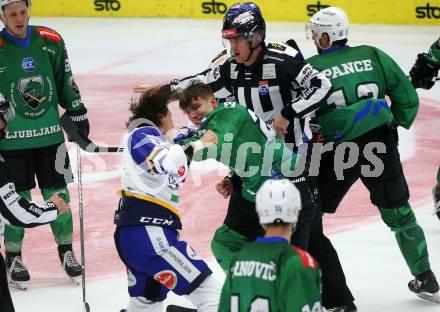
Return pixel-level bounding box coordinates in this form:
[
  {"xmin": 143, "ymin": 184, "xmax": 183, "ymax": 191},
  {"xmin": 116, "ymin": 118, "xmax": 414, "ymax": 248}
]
[
  {"xmin": 408, "ymin": 270, "xmax": 440, "ymax": 303},
  {"xmin": 326, "ymin": 302, "xmax": 357, "ymax": 312},
  {"xmin": 6, "ymin": 251, "xmax": 30, "ymax": 290},
  {"xmin": 166, "ymin": 305, "xmax": 198, "ymax": 312},
  {"xmin": 58, "ymin": 244, "xmax": 82, "ymax": 285}
]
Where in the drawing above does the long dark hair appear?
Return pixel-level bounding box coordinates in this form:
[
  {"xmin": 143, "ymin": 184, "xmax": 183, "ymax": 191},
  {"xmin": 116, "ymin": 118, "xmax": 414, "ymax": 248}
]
[{"xmin": 126, "ymin": 86, "xmax": 171, "ymax": 130}]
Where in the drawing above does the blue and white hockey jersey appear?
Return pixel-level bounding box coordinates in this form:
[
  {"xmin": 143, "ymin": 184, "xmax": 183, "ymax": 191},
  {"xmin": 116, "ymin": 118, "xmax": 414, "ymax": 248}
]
[{"xmin": 115, "ymin": 126, "xmax": 189, "ymax": 230}]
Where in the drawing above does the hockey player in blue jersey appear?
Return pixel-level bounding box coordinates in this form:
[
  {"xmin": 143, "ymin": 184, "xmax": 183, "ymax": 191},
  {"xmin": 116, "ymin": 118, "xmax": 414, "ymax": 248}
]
[{"xmin": 114, "ymin": 88, "xmax": 221, "ymax": 312}]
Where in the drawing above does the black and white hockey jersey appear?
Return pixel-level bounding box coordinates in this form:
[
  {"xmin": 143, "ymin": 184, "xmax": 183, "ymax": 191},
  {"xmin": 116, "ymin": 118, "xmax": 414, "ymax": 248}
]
[
  {"xmin": 171, "ymin": 42, "xmax": 331, "ymax": 148},
  {"xmin": 0, "ymin": 154, "xmax": 58, "ymax": 234}
]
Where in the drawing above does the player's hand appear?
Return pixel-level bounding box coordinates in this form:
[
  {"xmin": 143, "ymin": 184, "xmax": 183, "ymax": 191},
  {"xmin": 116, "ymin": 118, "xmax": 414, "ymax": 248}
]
[
  {"xmin": 273, "ymin": 114, "xmax": 290, "ymax": 137},
  {"xmin": 48, "ymin": 195, "xmax": 70, "ymax": 214},
  {"xmin": 173, "ymin": 126, "xmax": 197, "ymax": 144},
  {"xmin": 63, "ymin": 106, "xmax": 90, "ymax": 140},
  {"xmin": 133, "ymin": 84, "xmax": 153, "ymax": 93},
  {"xmin": 216, "ymin": 178, "xmax": 234, "ymax": 199}
]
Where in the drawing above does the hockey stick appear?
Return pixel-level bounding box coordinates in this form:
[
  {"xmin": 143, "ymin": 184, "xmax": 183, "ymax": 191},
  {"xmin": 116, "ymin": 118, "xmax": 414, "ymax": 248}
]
[
  {"xmin": 76, "ymin": 145, "xmax": 91, "ymax": 312},
  {"xmin": 60, "ymin": 114, "xmax": 124, "ymax": 153}
]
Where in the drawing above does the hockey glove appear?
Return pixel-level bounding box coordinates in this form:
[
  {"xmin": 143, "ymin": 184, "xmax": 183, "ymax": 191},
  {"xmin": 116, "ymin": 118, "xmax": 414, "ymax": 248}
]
[
  {"xmin": 160, "ymin": 145, "xmax": 189, "ymax": 187},
  {"xmin": 63, "ymin": 106, "xmax": 90, "ymax": 140},
  {"xmin": 410, "ymin": 53, "xmax": 439, "ymax": 89},
  {"xmin": 173, "ymin": 126, "xmax": 197, "ymax": 144}
]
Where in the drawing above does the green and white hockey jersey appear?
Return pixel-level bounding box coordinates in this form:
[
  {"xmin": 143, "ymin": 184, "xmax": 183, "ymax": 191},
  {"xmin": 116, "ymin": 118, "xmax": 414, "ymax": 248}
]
[
  {"xmin": 184, "ymin": 101, "xmax": 298, "ymax": 202},
  {"xmin": 0, "ymin": 26, "xmax": 84, "ymax": 150},
  {"xmin": 219, "ymin": 237, "xmax": 322, "ymax": 312},
  {"xmin": 307, "ymin": 45, "xmax": 419, "ymax": 141}
]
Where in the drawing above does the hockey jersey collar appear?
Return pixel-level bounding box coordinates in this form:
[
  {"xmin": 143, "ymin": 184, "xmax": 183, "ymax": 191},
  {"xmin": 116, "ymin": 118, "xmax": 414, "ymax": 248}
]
[
  {"xmin": 256, "ymin": 236, "xmax": 288, "ymax": 243},
  {"xmin": 0, "ymin": 26, "xmax": 32, "ymax": 48},
  {"xmin": 322, "ymin": 45, "xmax": 350, "ymax": 54},
  {"xmin": 241, "ymin": 43, "xmax": 267, "ymax": 72}
]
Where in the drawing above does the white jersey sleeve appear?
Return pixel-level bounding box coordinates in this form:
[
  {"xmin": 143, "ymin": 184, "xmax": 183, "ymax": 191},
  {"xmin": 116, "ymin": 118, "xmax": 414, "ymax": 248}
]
[{"xmin": 0, "ymin": 161, "xmax": 58, "ymax": 233}]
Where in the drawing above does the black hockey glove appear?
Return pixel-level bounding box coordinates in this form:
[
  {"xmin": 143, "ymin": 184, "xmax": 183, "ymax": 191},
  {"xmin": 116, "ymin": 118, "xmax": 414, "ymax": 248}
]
[
  {"xmin": 409, "ymin": 53, "xmax": 440, "ymax": 90},
  {"xmin": 62, "ymin": 106, "xmax": 90, "ymax": 140}
]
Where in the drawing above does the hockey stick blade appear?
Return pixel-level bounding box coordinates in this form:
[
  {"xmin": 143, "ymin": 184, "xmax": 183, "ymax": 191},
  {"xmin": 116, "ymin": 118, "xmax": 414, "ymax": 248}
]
[
  {"xmin": 60, "ymin": 114, "xmax": 124, "ymax": 153},
  {"xmin": 83, "ymin": 302, "xmax": 91, "ymax": 312}
]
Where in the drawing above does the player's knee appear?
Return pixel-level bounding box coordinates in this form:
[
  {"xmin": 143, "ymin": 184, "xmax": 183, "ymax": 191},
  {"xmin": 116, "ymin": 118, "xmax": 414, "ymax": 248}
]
[
  {"xmin": 369, "ymin": 169, "xmax": 409, "ymax": 208},
  {"xmin": 186, "ymin": 274, "xmax": 221, "ymax": 312},
  {"xmin": 379, "ymin": 203, "xmax": 417, "ymax": 232}
]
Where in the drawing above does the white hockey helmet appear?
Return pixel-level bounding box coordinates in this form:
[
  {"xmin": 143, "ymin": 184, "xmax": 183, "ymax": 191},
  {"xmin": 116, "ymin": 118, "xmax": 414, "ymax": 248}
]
[
  {"xmin": 256, "ymin": 178, "xmax": 302, "ymax": 225},
  {"xmin": 306, "ymin": 7, "xmax": 349, "ymax": 47},
  {"xmin": 0, "ymin": 0, "xmax": 30, "ymax": 16}
]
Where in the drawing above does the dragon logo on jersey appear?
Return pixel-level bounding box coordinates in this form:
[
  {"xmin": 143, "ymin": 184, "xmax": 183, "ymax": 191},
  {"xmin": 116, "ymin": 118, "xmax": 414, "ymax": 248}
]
[
  {"xmin": 16, "ymin": 76, "xmax": 52, "ymax": 118},
  {"xmin": 22, "ymin": 57, "xmax": 36, "ymax": 73},
  {"xmin": 69, "ymin": 77, "xmax": 80, "ymax": 95},
  {"xmin": 154, "ymin": 270, "xmax": 177, "ymax": 289}
]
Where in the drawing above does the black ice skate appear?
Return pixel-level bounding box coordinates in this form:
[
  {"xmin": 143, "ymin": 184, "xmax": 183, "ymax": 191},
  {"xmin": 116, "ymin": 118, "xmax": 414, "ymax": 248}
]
[
  {"xmin": 58, "ymin": 244, "xmax": 82, "ymax": 285},
  {"xmin": 166, "ymin": 305, "xmax": 198, "ymax": 312},
  {"xmin": 408, "ymin": 269, "xmax": 440, "ymax": 303},
  {"xmin": 326, "ymin": 302, "xmax": 358, "ymax": 312},
  {"xmin": 6, "ymin": 251, "xmax": 30, "ymax": 290},
  {"xmin": 433, "ymin": 184, "xmax": 440, "ymax": 220}
]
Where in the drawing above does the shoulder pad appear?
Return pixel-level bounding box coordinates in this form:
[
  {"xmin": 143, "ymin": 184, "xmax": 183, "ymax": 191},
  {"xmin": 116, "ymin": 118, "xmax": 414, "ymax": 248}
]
[
  {"xmin": 292, "ymin": 245, "xmax": 318, "ymax": 269},
  {"xmin": 268, "ymin": 42, "xmax": 287, "ymax": 52},
  {"xmin": 210, "ymin": 49, "xmax": 231, "ymax": 67},
  {"xmin": 267, "ymin": 41, "xmax": 300, "ymax": 59},
  {"xmin": 35, "ymin": 27, "xmax": 62, "ymax": 43}
]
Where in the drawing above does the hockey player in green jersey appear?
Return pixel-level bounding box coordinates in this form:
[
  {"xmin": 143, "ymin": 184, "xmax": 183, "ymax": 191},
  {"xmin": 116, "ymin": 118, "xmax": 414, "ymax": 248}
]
[
  {"xmin": 218, "ymin": 178, "xmax": 322, "ymax": 312},
  {"xmin": 0, "ymin": 0, "xmax": 88, "ymax": 288},
  {"xmin": 305, "ymin": 7, "xmax": 439, "ymax": 310},
  {"xmin": 409, "ymin": 37, "xmax": 440, "ymax": 220},
  {"xmin": 178, "ymin": 82, "xmax": 299, "ymax": 204}
]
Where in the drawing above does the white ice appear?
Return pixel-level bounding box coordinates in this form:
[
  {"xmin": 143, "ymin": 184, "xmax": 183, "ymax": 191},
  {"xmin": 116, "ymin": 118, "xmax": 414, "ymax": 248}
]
[{"xmin": 8, "ymin": 17, "xmax": 440, "ymax": 312}]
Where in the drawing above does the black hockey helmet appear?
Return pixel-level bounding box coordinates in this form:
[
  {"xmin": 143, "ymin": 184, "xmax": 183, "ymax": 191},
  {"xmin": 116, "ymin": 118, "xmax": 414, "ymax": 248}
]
[{"xmin": 222, "ymin": 2, "xmax": 266, "ymax": 42}]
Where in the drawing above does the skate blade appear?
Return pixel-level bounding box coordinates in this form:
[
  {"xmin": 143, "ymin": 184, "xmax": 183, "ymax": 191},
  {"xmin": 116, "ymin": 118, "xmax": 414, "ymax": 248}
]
[
  {"xmin": 69, "ymin": 275, "xmax": 81, "ymax": 286},
  {"xmin": 8, "ymin": 279, "xmax": 28, "ymax": 290},
  {"xmin": 416, "ymin": 291, "xmax": 440, "ymax": 303},
  {"xmin": 166, "ymin": 305, "xmax": 197, "ymax": 312}
]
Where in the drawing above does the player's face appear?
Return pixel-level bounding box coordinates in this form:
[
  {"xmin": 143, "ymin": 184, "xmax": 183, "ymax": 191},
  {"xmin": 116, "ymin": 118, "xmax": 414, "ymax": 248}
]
[
  {"xmin": 159, "ymin": 110, "xmax": 174, "ymax": 134},
  {"xmin": 229, "ymin": 35, "xmax": 252, "ymax": 64},
  {"xmin": 185, "ymin": 96, "xmax": 214, "ymax": 126},
  {"xmin": 2, "ymin": 1, "xmax": 29, "ymax": 39}
]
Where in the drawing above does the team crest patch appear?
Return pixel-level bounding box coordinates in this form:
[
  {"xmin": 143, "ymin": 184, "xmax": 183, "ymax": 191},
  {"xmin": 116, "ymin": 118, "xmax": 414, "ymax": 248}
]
[
  {"xmin": 258, "ymin": 80, "xmax": 269, "ymax": 95},
  {"xmin": 22, "ymin": 57, "xmax": 36, "ymax": 73},
  {"xmin": 154, "ymin": 270, "xmax": 177, "ymax": 289},
  {"xmin": 18, "ymin": 76, "xmax": 46, "ymax": 111}
]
